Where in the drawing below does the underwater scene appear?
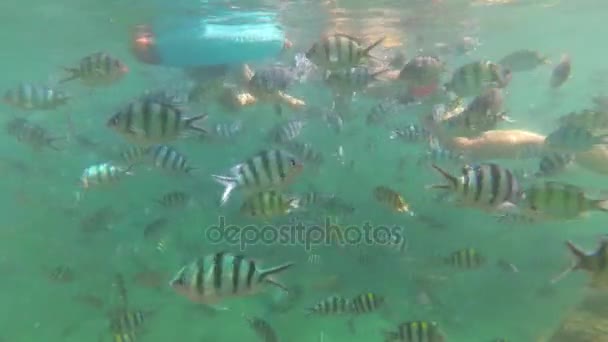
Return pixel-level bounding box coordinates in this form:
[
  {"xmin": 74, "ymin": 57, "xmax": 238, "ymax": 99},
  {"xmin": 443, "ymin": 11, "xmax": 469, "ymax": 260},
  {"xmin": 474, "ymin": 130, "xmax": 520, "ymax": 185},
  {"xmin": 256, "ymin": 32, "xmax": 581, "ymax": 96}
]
[{"xmin": 4, "ymin": 0, "xmax": 608, "ymax": 341}]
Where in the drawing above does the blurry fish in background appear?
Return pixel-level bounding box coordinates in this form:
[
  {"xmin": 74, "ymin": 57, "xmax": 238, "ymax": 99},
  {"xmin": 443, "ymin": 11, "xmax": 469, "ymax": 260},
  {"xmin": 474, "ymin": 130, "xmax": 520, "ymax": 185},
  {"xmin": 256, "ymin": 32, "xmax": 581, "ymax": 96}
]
[
  {"xmin": 245, "ymin": 316, "xmax": 279, "ymax": 342},
  {"xmin": 148, "ymin": 145, "xmax": 197, "ymax": 174},
  {"xmin": 3, "ymin": 83, "xmax": 70, "ymax": 110},
  {"xmin": 389, "ymin": 123, "xmax": 431, "ymax": 144},
  {"xmin": 282, "ymin": 141, "xmax": 324, "ymax": 166},
  {"xmin": 211, "ymin": 149, "xmax": 304, "ymax": 205},
  {"xmin": 499, "ymin": 49, "xmax": 550, "ymax": 72},
  {"xmin": 445, "ymin": 60, "xmax": 511, "ymax": 98},
  {"xmin": 535, "ymin": 152, "xmax": 574, "ymax": 177},
  {"xmin": 269, "ymin": 119, "xmax": 306, "ymax": 143},
  {"xmin": 240, "ymin": 190, "xmax": 300, "ymax": 219},
  {"xmin": 496, "ymin": 259, "xmax": 519, "ymax": 273},
  {"xmin": 156, "ymin": 191, "xmax": 191, "ymax": 208},
  {"xmin": 550, "ymin": 54, "xmax": 572, "ymax": 89},
  {"xmin": 398, "ymin": 55, "xmax": 446, "ymax": 99},
  {"xmin": 417, "ymin": 138, "xmax": 465, "ymax": 167},
  {"xmin": 5, "ymin": 118, "xmax": 65, "ymax": 151},
  {"xmin": 170, "ymin": 252, "xmax": 294, "ymax": 304},
  {"xmin": 305, "ymin": 34, "xmax": 385, "ymax": 71},
  {"xmin": 60, "ymin": 52, "xmax": 128, "ymax": 86},
  {"xmin": 557, "ymin": 108, "xmax": 608, "ymax": 131},
  {"xmin": 307, "ymin": 295, "xmax": 351, "ymax": 315},
  {"xmin": 107, "ymin": 97, "xmax": 207, "ymax": 146},
  {"xmin": 247, "ymin": 65, "xmax": 299, "ymax": 116},
  {"xmin": 443, "ymin": 247, "xmax": 486, "ymax": 269},
  {"xmin": 366, "ymin": 99, "xmax": 402, "ymax": 126},
  {"xmin": 205, "ymin": 120, "xmax": 244, "ymax": 141},
  {"xmin": 383, "ymin": 320, "xmax": 446, "ymax": 342},
  {"xmin": 373, "ymin": 186, "xmax": 411, "ymax": 214},
  {"xmin": 324, "ymin": 66, "xmax": 390, "ymax": 96},
  {"xmin": 349, "ymin": 292, "xmax": 385, "ymax": 314},
  {"xmin": 118, "ymin": 146, "xmax": 150, "ymax": 166},
  {"xmin": 544, "ymin": 125, "xmax": 608, "ymax": 152},
  {"xmin": 142, "ymin": 217, "xmax": 169, "ymax": 240},
  {"xmin": 80, "ymin": 162, "xmax": 133, "ymax": 189}
]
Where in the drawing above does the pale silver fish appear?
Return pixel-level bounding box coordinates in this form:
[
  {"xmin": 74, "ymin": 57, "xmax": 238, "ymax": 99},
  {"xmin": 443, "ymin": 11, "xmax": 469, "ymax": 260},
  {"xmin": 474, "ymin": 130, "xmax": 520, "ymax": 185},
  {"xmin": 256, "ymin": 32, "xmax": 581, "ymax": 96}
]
[
  {"xmin": 170, "ymin": 252, "xmax": 294, "ymax": 304},
  {"xmin": 211, "ymin": 149, "xmax": 304, "ymax": 205},
  {"xmin": 80, "ymin": 162, "xmax": 133, "ymax": 189},
  {"xmin": 60, "ymin": 52, "xmax": 128, "ymax": 86},
  {"xmin": 269, "ymin": 119, "xmax": 306, "ymax": 143},
  {"xmin": 5, "ymin": 118, "xmax": 64, "ymax": 151}
]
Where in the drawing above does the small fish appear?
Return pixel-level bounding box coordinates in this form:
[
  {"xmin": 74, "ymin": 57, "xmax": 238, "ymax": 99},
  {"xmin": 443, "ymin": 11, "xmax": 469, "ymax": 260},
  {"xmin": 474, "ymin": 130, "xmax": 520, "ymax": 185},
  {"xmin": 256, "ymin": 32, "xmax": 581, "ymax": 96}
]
[
  {"xmin": 211, "ymin": 149, "xmax": 303, "ymax": 205},
  {"xmin": 307, "ymin": 295, "xmax": 351, "ymax": 315},
  {"xmin": 270, "ymin": 119, "xmax": 306, "ymax": 143},
  {"xmin": 550, "ymin": 54, "xmax": 571, "ymax": 89},
  {"xmin": 3, "ymin": 83, "xmax": 69, "ymax": 110},
  {"xmin": 246, "ymin": 316, "xmax": 279, "ymax": 342},
  {"xmin": 545, "ymin": 125, "xmax": 608, "ymax": 152},
  {"xmin": 208, "ymin": 120, "xmax": 243, "ymax": 140},
  {"xmin": 384, "ymin": 320, "xmax": 446, "ymax": 342},
  {"xmin": 535, "ymin": 152, "xmax": 574, "ymax": 177},
  {"xmin": 5, "ymin": 118, "xmax": 64, "ymax": 150},
  {"xmin": 444, "ymin": 248, "xmax": 486, "ymax": 269},
  {"xmin": 325, "ymin": 66, "xmax": 389, "ymax": 92},
  {"xmin": 170, "ymin": 252, "xmax": 294, "ymax": 304},
  {"xmin": 119, "ymin": 146, "xmax": 150, "ymax": 166},
  {"xmin": 398, "ymin": 56, "xmax": 445, "ymax": 86},
  {"xmin": 349, "ymin": 292, "xmax": 385, "ymax": 314},
  {"xmin": 143, "ymin": 218, "xmax": 169, "ymax": 239},
  {"xmin": 496, "ymin": 259, "xmax": 519, "ymax": 273},
  {"xmin": 522, "ymin": 181, "xmax": 608, "ymax": 220},
  {"xmin": 499, "ymin": 49, "xmax": 550, "ymax": 72},
  {"xmin": 156, "ymin": 191, "xmax": 190, "ymax": 208},
  {"xmin": 113, "ymin": 273, "xmax": 129, "ymax": 310},
  {"xmin": 112, "ymin": 331, "xmax": 137, "ymax": 342},
  {"xmin": 429, "ymin": 163, "xmax": 522, "ymax": 211},
  {"xmin": 418, "ymin": 142, "xmax": 465, "ymax": 167},
  {"xmin": 108, "ymin": 311, "xmax": 145, "ymax": 334},
  {"xmin": 374, "ymin": 186, "xmax": 411, "ymax": 213},
  {"xmin": 148, "ymin": 145, "xmax": 196, "ymax": 174},
  {"xmin": 80, "ymin": 163, "xmax": 133, "ymax": 189},
  {"xmin": 367, "ymin": 99, "xmax": 401, "ymax": 126},
  {"xmin": 445, "ymin": 60, "xmax": 511, "ymax": 97},
  {"xmin": 240, "ymin": 190, "xmax": 300, "ymax": 219},
  {"xmin": 61, "ymin": 52, "xmax": 128, "ymax": 86},
  {"xmin": 298, "ymin": 192, "xmax": 354, "ymax": 214},
  {"xmin": 389, "ymin": 124, "xmax": 431, "ymax": 143},
  {"xmin": 557, "ymin": 109, "xmax": 608, "ymax": 131},
  {"xmin": 107, "ymin": 97, "xmax": 207, "ymax": 146},
  {"xmin": 49, "ymin": 265, "xmax": 74, "ymax": 283},
  {"xmin": 306, "ymin": 34, "xmax": 385, "ymax": 70},
  {"xmin": 248, "ymin": 66, "xmax": 296, "ymax": 95},
  {"xmin": 282, "ymin": 141, "xmax": 324, "ymax": 166}
]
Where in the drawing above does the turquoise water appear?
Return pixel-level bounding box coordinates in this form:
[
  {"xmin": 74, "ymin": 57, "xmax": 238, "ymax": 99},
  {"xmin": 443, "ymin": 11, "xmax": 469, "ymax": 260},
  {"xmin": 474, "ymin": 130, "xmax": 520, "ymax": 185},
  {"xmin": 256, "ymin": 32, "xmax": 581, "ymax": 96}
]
[{"xmin": 3, "ymin": 0, "xmax": 608, "ymax": 341}]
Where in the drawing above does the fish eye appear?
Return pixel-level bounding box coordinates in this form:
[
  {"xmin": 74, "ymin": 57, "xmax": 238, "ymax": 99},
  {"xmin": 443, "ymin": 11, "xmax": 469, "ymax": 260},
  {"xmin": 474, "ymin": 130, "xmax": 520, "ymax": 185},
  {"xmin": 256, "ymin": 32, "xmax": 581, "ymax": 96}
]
[{"xmin": 289, "ymin": 158, "xmax": 298, "ymax": 167}]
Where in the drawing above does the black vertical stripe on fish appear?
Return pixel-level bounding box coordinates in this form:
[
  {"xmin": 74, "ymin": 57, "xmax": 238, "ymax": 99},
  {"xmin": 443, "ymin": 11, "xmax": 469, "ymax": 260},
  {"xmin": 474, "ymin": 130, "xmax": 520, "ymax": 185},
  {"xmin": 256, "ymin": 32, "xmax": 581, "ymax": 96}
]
[
  {"xmin": 239, "ymin": 165, "xmax": 250, "ymax": 187},
  {"xmin": 323, "ymin": 39, "xmax": 331, "ymax": 63},
  {"xmin": 406, "ymin": 323, "xmax": 413, "ymax": 341},
  {"xmin": 232, "ymin": 255, "xmax": 243, "ymax": 294},
  {"xmin": 246, "ymin": 260, "xmax": 256, "ymax": 289},
  {"xmin": 124, "ymin": 103, "xmax": 133, "ymax": 132},
  {"xmin": 348, "ymin": 38, "xmax": 354, "ymax": 64},
  {"xmin": 463, "ymin": 168, "xmax": 470, "ymax": 196},
  {"xmin": 142, "ymin": 100, "xmax": 152, "ymax": 139},
  {"xmin": 474, "ymin": 166, "xmax": 484, "ymax": 202},
  {"xmin": 260, "ymin": 151, "xmax": 273, "ymax": 185},
  {"xmin": 275, "ymin": 150, "xmax": 286, "ymax": 181},
  {"xmin": 417, "ymin": 323, "xmax": 424, "ymax": 341},
  {"xmin": 489, "ymin": 164, "xmax": 501, "ymax": 205},
  {"xmin": 161, "ymin": 147, "xmax": 172, "ymax": 168},
  {"xmin": 174, "ymin": 109, "xmax": 181, "ymax": 137},
  {"xmin": 160, "ymin": 104, "xmax": 168, "ymax": 137},
  {"xmin": 247, "ymin": 158, "xmax": 261, "ymax": 186},
  {"xmin": 213, "ymin": 252, "xmax": 224, "ymax": 291},
  {"xmin": 195, "ymin": 257, "xmax": 205, "ymax": 295},
  {"xmin": 504, "ymin": 169, "xmax": 514, "ymax": 203}
]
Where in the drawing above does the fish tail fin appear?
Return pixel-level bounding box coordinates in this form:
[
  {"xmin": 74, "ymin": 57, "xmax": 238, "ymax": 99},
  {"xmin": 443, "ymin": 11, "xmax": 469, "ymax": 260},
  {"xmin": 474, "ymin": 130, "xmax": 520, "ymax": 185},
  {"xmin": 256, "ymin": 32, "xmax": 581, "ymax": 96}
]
[
  {"xmin": 565, "ymin": 240, "xmax": 585, "ymax": 269},
  {"xmin": 259, "ymin": 262, "xmax": 295, "ymax": 289},
  {"xmin": 59, "ymin": 67, "xmax": 80, "ymax": 83},
  {"xmin": 594, "ymin": 199, "xmax": 608, "ymax": 212},
  {"xmin": 363, "ymin": 36, "xmax": 386, "ymax": 58},
  {"xmin": 186, "ymin": 113, "xmax": 209, "ymax": 134},
  {"xmin": 428, "ymin": 164, "xmax": 457, "ymax": 190},
  {"xmin": 211, "ymin": 174, "xmax": 237, "ymax": 206}
]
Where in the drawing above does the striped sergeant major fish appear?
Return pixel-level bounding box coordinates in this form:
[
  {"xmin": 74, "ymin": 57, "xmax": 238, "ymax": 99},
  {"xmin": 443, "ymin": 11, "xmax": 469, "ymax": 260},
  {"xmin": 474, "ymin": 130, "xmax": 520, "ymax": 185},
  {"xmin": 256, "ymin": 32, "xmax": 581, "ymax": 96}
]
[
  {"xmin": 429, "ymin": 163, "xmax": 522, "ymax": 211},
  {"xmin": 149, "ymin": 145, "xmax": 196, "ymax": 174},
  {"xmin": 535, "ymin": 152, "xmax": 574, "ymax": 177},
  {"xmin": 324, "ymin": 66, "xmax": 390, "ymax": 92},
  {"xmin": 80, "ymin": 162, "xmax": 134, "ymax": 189},
  {"xmin": 107, "ymin": 97, "xmax": 207, "ymax": 146},
  {"xmin": 211, "ymin": 149, "xmax": 304, "ymax": 205},
  {"xmin": 444, "ymin": 60, "xmax": 511, "ymax": 98},
  {"xmin": 384, "ymin": 320, "xmax": 446, "ymax": 342},
  {"xmin": 245, "ymin": 316, "xmax": 279, "ymax": 342},
  {"xmin": 3, "ymin": 83, "xmax": 69, "ymax": 110},
  {"xmin": 5, "ymin": 118, "xmax": 64, "ymax": 151},
  {"xmin": 60, "ymin": 52, "xmax": 128, "ymax": 86},
  {"xmin": 306, "ymin": 34, "xmax": 385, "ymax": 71},
  {"xmin": 444, "ymin": 247, "xmax": 486, "ymax": 270},
  {"xmin": 521, "ymin": 181, "xmax": 608, "ymax": 220},
  {"xmin": 349, "ymin": 292, "xmax": 385, "ymax": 314},
  {"xmin": 240, "ymin": 190, "xmax": 300, "ymax": 219},
  {"xmin": 544, "ymin": 125, "xmax": 608, "ymax": 153},
  {"xmin": 170, "ymin": 252, "xmax": 294, "ymax": 304},
  {"xmin": 306, "ymin": 295, "xmax": 351, "ymax": 315},
  {"xmin": 557, "ymin": 108, "xmax": 608, "ymax": 131}
]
